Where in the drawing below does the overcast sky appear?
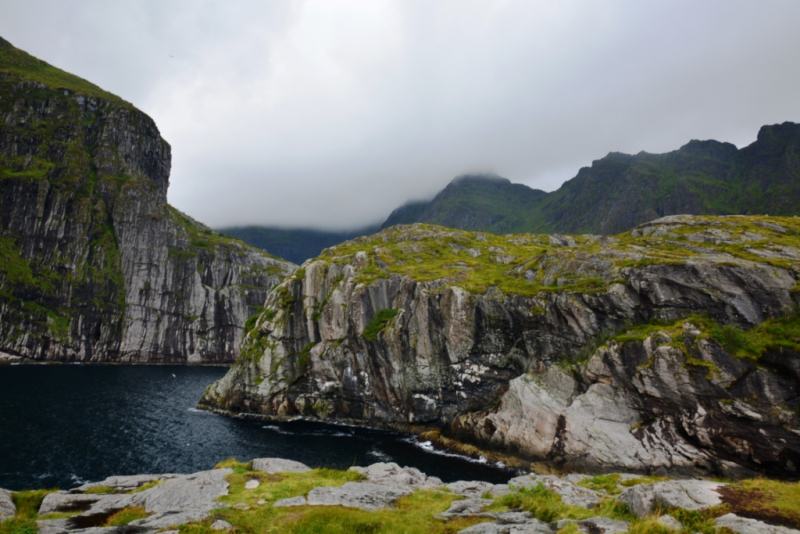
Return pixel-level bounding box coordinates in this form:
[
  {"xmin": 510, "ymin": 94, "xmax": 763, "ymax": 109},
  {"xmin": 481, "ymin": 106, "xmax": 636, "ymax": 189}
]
[{"xmin": 2, "ymin": 1, "xmax": 800, "ymax": 229}]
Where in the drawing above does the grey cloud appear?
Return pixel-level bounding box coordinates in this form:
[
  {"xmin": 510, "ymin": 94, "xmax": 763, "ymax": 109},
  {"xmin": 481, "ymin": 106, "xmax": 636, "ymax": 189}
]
[{"xmin": 1, "ymin": 0, "xmax": 799, "ymax": 229}]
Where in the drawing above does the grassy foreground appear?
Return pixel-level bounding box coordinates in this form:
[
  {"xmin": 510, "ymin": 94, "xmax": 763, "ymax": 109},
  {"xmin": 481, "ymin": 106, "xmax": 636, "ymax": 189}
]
[{"xmin": 2, "ymin": 460, "xmax": 799, "ymax": 533}]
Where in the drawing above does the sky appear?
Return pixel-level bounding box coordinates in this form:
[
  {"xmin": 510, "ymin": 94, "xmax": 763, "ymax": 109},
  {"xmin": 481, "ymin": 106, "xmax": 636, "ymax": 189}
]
[{"xmin": 2, "ymin": 1, "xmax": 800, "ymax": 230}]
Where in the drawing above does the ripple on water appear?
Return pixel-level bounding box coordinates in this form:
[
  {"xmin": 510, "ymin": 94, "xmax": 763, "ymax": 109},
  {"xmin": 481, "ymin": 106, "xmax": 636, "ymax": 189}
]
[{"xmin": 0, "ymin": 365, "xmax": 515, "ymax": 490}]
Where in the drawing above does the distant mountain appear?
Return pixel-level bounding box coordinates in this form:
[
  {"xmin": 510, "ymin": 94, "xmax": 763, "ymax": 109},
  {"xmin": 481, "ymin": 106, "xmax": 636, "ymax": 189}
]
[
  {"xmin": 220, "ymin": 226, "xmax": 380, "ymax": 265},
  {"xmin": 384, "ymin": 122, "xmax": 800, "ymax": 235},
  {"xmin": 227, "ymin": 122, "xmax": 800, "ymax": 260}
]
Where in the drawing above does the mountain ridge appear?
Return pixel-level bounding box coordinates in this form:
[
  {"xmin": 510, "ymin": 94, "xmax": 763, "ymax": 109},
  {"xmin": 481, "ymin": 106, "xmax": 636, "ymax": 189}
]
[{"xmin": 226, "ymin": 121, "xmax": 800, "ymax": 262}]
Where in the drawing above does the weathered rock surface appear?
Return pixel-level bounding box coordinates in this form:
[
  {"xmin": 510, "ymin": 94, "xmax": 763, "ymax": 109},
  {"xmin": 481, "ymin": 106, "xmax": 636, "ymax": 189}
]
[
  {"xmin": 715, "ymin": 513, "xmax": 800, "ymax": 534},
  {"xmin": 619, "ymin": 479, "xmax": 725, "ymax": 518},
  {"xmin": 0, "ymin": 37, "xmax": 295, "ymax": 363},
  {"xmin": 0, "ymin": 488, "xmax": 15, "ymax": 520},
  {"xmin": 508, "ymin": 474, "xmax": 601, "ymax": 508},
  {"xmin": 251, "ymin": 458, "xmax": 311, "ymax": 474},
  {"xmin": 458, "ymin": 519, "xmax": 554, "ymax": 534},
  {"xmin": 306, "ymin": 482, "xmax": 413, "ymax": 511},
  {"xmin": 556, "ymin": 517, "xmax": 631, "ymax": 534},
  {"xmin": 37, "ymin": 469, "xmax": 231, "ymax": 533},
  {"xmin": 349, "ymin": 462, "xmax": 442, "ymax": 488},
  {"xmin": 202, "ymin": 217, "xmax": 800, "ymax": 476}
]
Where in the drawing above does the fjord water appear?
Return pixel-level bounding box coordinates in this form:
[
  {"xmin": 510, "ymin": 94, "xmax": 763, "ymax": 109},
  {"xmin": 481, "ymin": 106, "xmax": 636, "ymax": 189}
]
[{"xmin": 0, "ymin": 366, "xmax": 513, "ymax": 491}]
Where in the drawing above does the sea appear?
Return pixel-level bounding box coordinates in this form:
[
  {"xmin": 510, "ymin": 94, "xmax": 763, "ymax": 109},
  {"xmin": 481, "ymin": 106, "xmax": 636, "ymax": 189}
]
[{"xmin": 0, "ymin": 365, "xmax": 516, "ymax": 491}]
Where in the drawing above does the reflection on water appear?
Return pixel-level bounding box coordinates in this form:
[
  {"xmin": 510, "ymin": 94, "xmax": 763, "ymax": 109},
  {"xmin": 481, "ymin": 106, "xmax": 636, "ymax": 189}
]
[{"xmin": 0, "ymin": 365, "xmax": 515, "ymax": 490}]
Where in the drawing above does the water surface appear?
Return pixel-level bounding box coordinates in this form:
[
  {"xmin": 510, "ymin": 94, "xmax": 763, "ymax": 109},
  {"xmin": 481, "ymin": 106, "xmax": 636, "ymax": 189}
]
[{"xmin": 0, "ymin": 365, "xmax": 514, "ymax": 490}]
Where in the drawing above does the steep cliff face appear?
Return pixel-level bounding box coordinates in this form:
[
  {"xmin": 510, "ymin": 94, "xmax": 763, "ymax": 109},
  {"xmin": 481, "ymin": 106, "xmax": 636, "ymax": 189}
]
[
  {"xmin": 0, "ymin": 37, "xmax": 295, "ymax": 362},
  {"xmin": 202, "ymin": 215, "xmax": 800, "ymax": 476}
]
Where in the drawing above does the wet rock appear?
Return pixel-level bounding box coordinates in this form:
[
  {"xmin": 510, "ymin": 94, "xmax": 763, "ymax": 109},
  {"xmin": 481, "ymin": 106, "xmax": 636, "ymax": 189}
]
[
  {"xmin": 0, "ymin": 488, "xmax": 15, "ymax": 520},
  {"xmin": 251, "ymin": 458, "xmax": 310, "ymax": 474},
  {"xmin": 619, "ymin": 480, "xmax": 725, "ymax": 518},
  {"xmin": 714, "ymin": 513, "xmax": 800, "ymax": 533},
  {"xmin": 306, "ymin": 482, "xmax": 412, "ymax": 511}
]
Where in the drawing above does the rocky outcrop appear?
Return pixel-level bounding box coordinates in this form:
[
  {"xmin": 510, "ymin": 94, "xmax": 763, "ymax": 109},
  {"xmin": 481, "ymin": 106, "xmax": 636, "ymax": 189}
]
[
  {"xmin": 201, "ymin": 216, "xmax": 800, "ymax": 476},
  {"xmin": 3, "ymin": 459, "xmax": 798, "ymax": 533},
  {"xmin": 0, "ymin": 37, "xmax": 295, "ymax": 362}
]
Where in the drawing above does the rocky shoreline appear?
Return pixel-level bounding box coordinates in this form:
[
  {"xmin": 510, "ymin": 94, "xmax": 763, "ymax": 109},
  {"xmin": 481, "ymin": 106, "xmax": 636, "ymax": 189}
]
[{"xmin": 2, "ymin": 458, "xmax": 798, "ymax": 534}]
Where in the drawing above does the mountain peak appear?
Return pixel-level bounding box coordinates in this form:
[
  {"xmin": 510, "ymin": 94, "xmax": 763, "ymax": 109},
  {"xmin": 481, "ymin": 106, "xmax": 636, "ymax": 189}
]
[{"xmin": 449, "ymin": 173, "xmax": 510, "ymax": 187}]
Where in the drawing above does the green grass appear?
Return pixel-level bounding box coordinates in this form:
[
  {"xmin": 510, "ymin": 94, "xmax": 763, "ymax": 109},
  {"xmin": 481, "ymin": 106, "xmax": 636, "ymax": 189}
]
[
  {"xmin": 362, "ymin": 309, "xmax": 399, "ymax": 342},
  {"xmin": 0, "ymin": 489, "xmax": 56, "ymax": 534},
  {"xmin": 103, "ymin": 506, "xmax": 148, "ymax": 526},
  {"xmin": 0, "ymin": 37, "xmax": 130, "ymax": 105},
  {"xmin": 719, "ymin": 478, "xmax": 800, "ymax": 529},
  {"xmin": 577, "ymin": 474, "xmax": 623, "ymax": 495},
  {"xmin": 82, "ymin": 485, "xmax": 116, "ymax": 494}
]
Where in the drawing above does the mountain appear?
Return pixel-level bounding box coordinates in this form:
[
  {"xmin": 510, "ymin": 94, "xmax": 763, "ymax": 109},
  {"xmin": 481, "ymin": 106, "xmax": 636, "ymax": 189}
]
[
  {"xmin": 383, "ymin": 124, "xmax": 800, "ymax": 235},
  {"xmin": 219, "ymin": 225, "xmax": 380, "ymax": 266},
  {"xmin": 0, "ymin": 36, "xmax": 295, "ymax": 363},
  {"xmin": 201, "ymin": 215, "xmax": 800, "ymax": 478},
  {"xmin": 227, "ymin": 123, "xmax": 800, "ymax": 262}
]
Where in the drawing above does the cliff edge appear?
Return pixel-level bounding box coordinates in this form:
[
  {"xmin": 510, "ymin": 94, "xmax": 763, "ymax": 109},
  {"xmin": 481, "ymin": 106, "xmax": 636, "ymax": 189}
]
[
  {"xmin": 0, "ymin": 37, "xmax": 295, "ymax": 362},
  {"xmin": 201, "ymin": 215, "xmax": 800, "ymax": 477}
]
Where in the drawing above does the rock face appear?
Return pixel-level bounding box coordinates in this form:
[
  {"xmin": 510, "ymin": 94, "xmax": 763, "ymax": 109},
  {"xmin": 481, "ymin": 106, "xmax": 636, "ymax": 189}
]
[
  {"xmin": 0, "ymin": 37, "xmax": 295, "ymax": 362},
  {"xmin": 202, "ymin": 216, "xmax": 800, "ymax": 476}
]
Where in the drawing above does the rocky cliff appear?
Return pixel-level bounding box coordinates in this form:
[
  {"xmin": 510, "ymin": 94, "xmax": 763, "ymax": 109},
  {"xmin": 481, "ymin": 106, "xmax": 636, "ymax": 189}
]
[
  {"xmin": 201, "ymin": 215, "xmax": 800, "ymax": 477},
  {"xmin": 0, "ymin": 37, "xmax": 295, "ymax": 362}
]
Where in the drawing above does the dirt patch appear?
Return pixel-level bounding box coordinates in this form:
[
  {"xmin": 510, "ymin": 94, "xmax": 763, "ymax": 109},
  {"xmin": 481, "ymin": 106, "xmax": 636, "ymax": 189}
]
[{"xmin": 718, "ymin": 484, "xmax": 800, "ymax": 529}]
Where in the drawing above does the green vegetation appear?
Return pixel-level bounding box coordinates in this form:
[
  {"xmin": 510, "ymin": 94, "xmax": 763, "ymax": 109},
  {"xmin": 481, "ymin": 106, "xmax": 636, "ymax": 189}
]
[
  {"xmin": 103, "ymin": 506, "xmax": 148, "ymax": 527},
  {"xmin": 719, "ymin": 478, "xmax": 800, "ymax": 529},
  {"xmin": 317, "ymin": 215, "xmax": 800, "ymax": 299},
  {"xmin": 607, "ymin": 310, "xmax": 800, "ymax": 365},
  {"xmin": 362, "ymin": 309, "xmax": 399, "ymax": 342},
  {"xmin": 82, "ymin": 485, "xmax": 116, "ymax": 495},
  {"xmin": 0, "ymin": 36, "xmax": 131, "ymax": 105},
  {"xmin": 0, "ymin": 489, "xmax": 56, "ymax": 534}
]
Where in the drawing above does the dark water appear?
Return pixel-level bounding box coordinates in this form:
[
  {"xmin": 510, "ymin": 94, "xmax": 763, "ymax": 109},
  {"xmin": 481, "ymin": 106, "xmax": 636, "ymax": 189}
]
[{"xmin": 0, "ymin": 365, "xmax": 515, "ymax": 490}]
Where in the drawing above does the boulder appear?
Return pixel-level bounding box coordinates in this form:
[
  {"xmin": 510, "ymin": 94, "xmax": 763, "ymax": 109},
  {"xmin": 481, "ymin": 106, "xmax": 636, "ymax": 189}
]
[
  {"xmin": 211, "ymin": 520, "xmax": 233, "ymax": 531},
  {"xmin": 349, "ymin": 462, "xmax": 442, "ymax": 488},
  {"xmin": 619, "ymin": 480, "xmax": 725, "ymax": 518},
  {"xmin": 251, "ymin": 458, "xmax": 311, "ymax": 474},
  {"xmin": 0, "ymin": 489, "xmax": 15, "ymax": 520},
  {"xmin": 458, "ymin": 519, "xmax": 554, "ymax": 533},
  {"xmin": 435, "ymin": 498, "xmax": 492, "ymax": 519},
  {"xmin": 507, "ymin": 475, "xmax": 601, "ymax": 509},
  {"xmin": 656, "ymin": 514, "xmax": 682, "ymax": 531},
  {"xmin": 714, "ymin": 513, "xmax": 800, "ymax": 534},
  {"xmin": 306, "ymin": 482, "xmax": 412, "ymax": 511}
]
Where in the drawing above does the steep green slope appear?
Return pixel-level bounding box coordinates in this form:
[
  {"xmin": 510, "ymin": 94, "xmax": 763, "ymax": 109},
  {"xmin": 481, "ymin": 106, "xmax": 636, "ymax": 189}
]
[
  {"xmin": 381, "ymin": 124, "xmax": 800, "ymax": 235},
  {"xmin": 0, "ymin": 36, "xmax": 294, "ymax": 362}
]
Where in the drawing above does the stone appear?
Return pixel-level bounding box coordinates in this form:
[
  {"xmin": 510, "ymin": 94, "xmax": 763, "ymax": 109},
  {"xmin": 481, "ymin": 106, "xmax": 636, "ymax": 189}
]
[
  {"xmin": 714, "ymin": 513, "xmax": 800, "ymax": 534},
  {"xmin": 0, "ymin": 489, "xmax": 15, "ymax": 520},
  {"xmin": 656, "ymin": 514, "xmax": 682, "ymax": 531},
  {"xmin": 435, "ymin": 498, "xmax": 492, "ymax": 519},
  {"xmin": 446, "ymin": 480, "xmax": 498, "ymax": 497},
  {"xmin": 211, "ymin": 520, "xmax": 233, "ymax": 531},
  {"xmin": 252, "ymin": 458, "xmax": 311, "ymax": 474},
  {"xmin": 244, "ymin": 479, "xmax": 260, "ymax": 490},
  {"xmin": 458, "ymin": 519, "xmax": 554, "ymax": 533},
  {"xmin": 273, "ymin": 496, "xmax": 308, "ymax": 507},
  {"xmin": 306, "ymin": 482, "xmax": 412, "ymax": 511},
  {"xmin": 619, "ymin": 480, "xmax": 725, "ymax": 518},
  {"xmin": 508, "ymin": 475, "xmax": 600, "ymax": 509},
  {"xmin": 349, "ymin": 462, "xmax": 442, "ymax": 488},
  {"xmin": 575, "ymin": 517, "xmax": 630, "ymax": 533}
]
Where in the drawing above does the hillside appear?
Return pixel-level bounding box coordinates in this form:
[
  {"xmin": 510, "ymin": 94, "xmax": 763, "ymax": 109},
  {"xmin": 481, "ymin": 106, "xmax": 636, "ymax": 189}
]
[
  {"xmin": 0, "ymin": 36, "xmax": 295, "ymax": 363},
  {"xmin": 383, "ymin": 124, "xmax": 800, "ymax": 235},
  {"xmin": 202, "ymin": 214, "xmax": 800, "ymax": 477},
  {"xmin": 226, "ymin": 123, "xmax": 800, "ymax": 262}
]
